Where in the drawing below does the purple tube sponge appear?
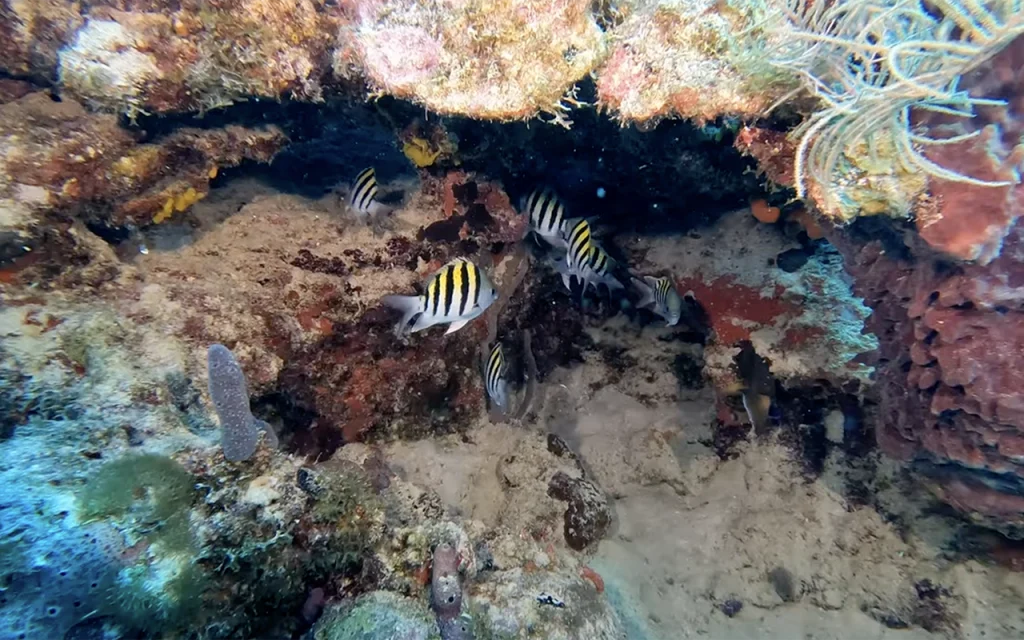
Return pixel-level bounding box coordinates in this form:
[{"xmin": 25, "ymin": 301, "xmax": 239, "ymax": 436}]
[
  {"xmin": 207, "ymin": 344, "xmax": 276, "ymax": 462},
  {"xmin": 431, "ymin": 541, "xmax": 462, "ymax": 619}
]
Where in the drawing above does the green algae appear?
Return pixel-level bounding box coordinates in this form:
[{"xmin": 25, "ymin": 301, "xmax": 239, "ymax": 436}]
[{"xmin": 314, "ymin": 591, "xmax": 441, "ymax": 640}]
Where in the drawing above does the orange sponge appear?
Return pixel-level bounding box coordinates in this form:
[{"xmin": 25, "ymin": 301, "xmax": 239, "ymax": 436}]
[
  {"xmin": 750, "ymin": 199, "xmax": 780, "ymax": 223},
  {"xmin": 791, "ymin": 207, "xmax": 825, "ymax": 239}
]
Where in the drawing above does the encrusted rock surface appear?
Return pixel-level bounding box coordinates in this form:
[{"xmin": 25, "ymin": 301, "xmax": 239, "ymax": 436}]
[
  {"xmin": 2, "ymin": 0, "xmax": 791, "ymax": 124},
  {"xmin": 0, "ymin": 90, "xmax": 285, "ymax": 252},
  {"xmin": 833, "ymin": 225, "xmax": 1024, "ymax": 537},
  {"xmin": 548, "ymin": 471, "xmax": 612, "ymax": 551},
  {"xmin": 625, "ymin": 208, "xmax": 877, "ymax": 391},
  {"xmin": 912, "ymin": 36, "xmax": 1024, "ymax": 264},
  {"xmin": 737, "ymin": 36, "xmax": 1024, "ymax": 264},
  {"xmin": 594, "ymin": 0, "xmax": 787, "ymax": 124}
]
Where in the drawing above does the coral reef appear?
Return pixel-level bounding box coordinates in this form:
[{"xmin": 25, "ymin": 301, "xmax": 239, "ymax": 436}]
[
  {"xmin": 737, "ymin": 20, "xmax": 1024, "ymax": 264},
  {"xmin": 56, "ymin": 1, "xmax": 340, "ymax": 116},
  {"xmin": 0, "ymin": 0, "xmax": 829, "ymax": 129},
  {"xmin": 627, "ymin": 208, "xmax": 877, "ymax": 391},
  {"xmin": 0, "ymin": 90, "xmax": 285, "ymax": 262},
  {"xmin": 734, "ymin": 30, "xmax": 1024, "ymax": 531},
  {"xmin": 752, "ymin": 1, "xmax": 1023, "ymax": 228},
  {"xmin": 833, "ymin": 223, "xmax": 1024, "ymax": 537},
  {"xmin": 351, "ymin": 0, "xmax": 605, "ymax": 122},
  {"xmin": 595, "ymin": 0, "xmax": 792, "ymax": 124},
  {"xmin": 4, "ymin": 4, "xmax": 1024, "ymax": 635},
  {"xmin": 6, "ymin": 0, "xmax": 608, "ymax": 122}
]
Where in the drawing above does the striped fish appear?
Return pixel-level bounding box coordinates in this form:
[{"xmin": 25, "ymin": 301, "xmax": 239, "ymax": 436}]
[
  {"xmin": 349, "ymin": 167, "xmax": 380, "ymax": 217},
  {"xmin": 564, "ymin": 217, "xmax": 593, "ymax": 283},
  {"xmin": 632, "ymin": 275, "xmax": 682, "ymax": 326},
  {"xmin": 522, "ymin": 187, "xmax": 568, "ymax": 246},
  {"xmin": 584, "ymin": 244, "xmax": 624, "ymax": 294},
  {"xmin": 382, "ymin": 258, "xmax": 498, "ymax": 336},
  {"xmin": 558, "ymin": 219, "xmax": 623, "ymax": 295},
  {"xmin": 485, "ymin": 341, "xmax": 510, "ymax": 414}
]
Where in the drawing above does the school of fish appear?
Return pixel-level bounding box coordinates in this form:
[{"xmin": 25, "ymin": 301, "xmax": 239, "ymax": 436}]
[{"xmin": 356, "ymin": 170, "xmax": 773, "ymax": 425}]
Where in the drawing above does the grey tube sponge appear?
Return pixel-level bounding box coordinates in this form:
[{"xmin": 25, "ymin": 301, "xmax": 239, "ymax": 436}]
[{"xmin": 207, "ymin": 344, "xmax": 276, "ymax": 462}]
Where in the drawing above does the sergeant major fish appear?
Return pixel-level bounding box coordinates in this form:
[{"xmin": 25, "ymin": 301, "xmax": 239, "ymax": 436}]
[
  {"xmin": 632, "ymin": 275, "xmax": 683, "ymax": 326},
  {"xmin": 382, "ymin": 258, "xmax": 498, "ymax": 336},
  {"xmin": 558, "ymin": 219, "xmax": 623, "ymax": 295},
  {"xmin": 521, "ymin": 187, "xmax": 568, "ymax": 247},
  {"xmin": 348, "ymin": 167, "xmax": 386, "ymax": 219},
  {"xmin": 485, "ymin": 341, "xmax": 510, "ymax": 414}
]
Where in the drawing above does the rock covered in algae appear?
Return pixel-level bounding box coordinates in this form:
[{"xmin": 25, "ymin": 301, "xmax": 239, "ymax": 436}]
[
  {"xmin": 0, "ymin": 0, "xmax": 799, "ymax": 125},
  {"xmin": 6, "ymin": 0, "xmax": 609, "ymax": 120},
  {"xmin": 351, "ymin": 0, "xmax": 606, "ymax": 121},
  {"xmin": 594, "ymin": 0, "xmax": 792, "ymax": 124},
  {"xmin": 631, "ymin": 208, "xmax": 877, "ymax": 391},
  {"xmin": 314, "ymin": 591, "xmax": 441, "ymax": 640},
  {"xmin": 56, "ymin": 0, "xmax": 340, "ymax": 115},
  {"xmin": 0, "ymin": 89, "xmax": 285, "ymax": 257}
]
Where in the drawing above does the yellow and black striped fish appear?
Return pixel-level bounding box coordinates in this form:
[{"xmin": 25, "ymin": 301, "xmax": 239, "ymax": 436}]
[
  {"xmin": 522, "ymin": 187, "xmax": 568, "ymax": 245},
  {"xmin": 632, "ymin": 275, "xmax": 682, "ymax": 326},
  {"xmin": 485, "ymin": 341, "xmax": 510, "ymax": 413},
  {"xmin": 349, "ymin": 167, "xmax": 379, "ymax": 216},
  {"xmin": 586, "ymin": 244, "xmax": 615, "ymax": 280},
  {"xmin": 382, "ymin": 258, "xmax": 498, "ymax": 336},
  {"xmin": 558, "ymin": 219, "xmax": 623, "ymax": 294},
  {"xmin": 564, "ymin": 218, "xmax": 593, "ymax": 276}
]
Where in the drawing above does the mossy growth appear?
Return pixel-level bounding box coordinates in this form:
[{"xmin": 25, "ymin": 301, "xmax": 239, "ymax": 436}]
[
  {"xmin": 106, "ymin": 556, "xmax": 205, "ymax": 633},
  {"xmin": 302, "ymin": 462, "xmax": 385, "ymax": 580},
  {"xmin": 308, "ymin": 462, "xmax": 379, "ymax": 526},
  {"xmin": 79, "ymin": 454, "xmax": 195, "ymax": 534},
  {"xmin": 314, "ymin": 591, "xmax": 441, "ymax": 640},
  {"xmin": 466, "ymin": 601, "xmax": 508, "ymax": 640},
  {"xmin": 79, "ymin": 454, "xmax": 206, "ymax": 633}
]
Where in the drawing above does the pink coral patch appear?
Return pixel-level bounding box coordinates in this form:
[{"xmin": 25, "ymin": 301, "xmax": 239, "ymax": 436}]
[{"xmin": 360, "ymin": 26, "xmax": 441, "ymax": 91}]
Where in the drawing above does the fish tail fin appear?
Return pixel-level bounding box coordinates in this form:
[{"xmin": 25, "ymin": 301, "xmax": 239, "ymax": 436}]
[
  {"xmin": 742, "ymin": 390, "xmax": 773, "ymax": 435},
  {"xmin": 367, "ymin": 201, "xmax": 391, "ymax": 218},
  {"xmin": 632, "ymin": 277, "xmax": 655, "ymax": 307},
  {"xmin": 604, "ymin": 274, "xmax": 624, "ymax": 290},
  {"xmin": 382, "ymin": 295, "xmax": 420, "ymax": 334}
]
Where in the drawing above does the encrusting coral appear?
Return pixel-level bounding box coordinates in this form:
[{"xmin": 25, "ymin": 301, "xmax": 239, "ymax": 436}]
[
  {"xmin": 595, "ymin": 0, "xmax": 796, "ymax": 124},
  {"xmin": 0, "ymin": 89, "xmax": 286, "ymax": 262},
  {"xmin": 351, "ymin": 0, "xmax": 607, "ymax": 123}
]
